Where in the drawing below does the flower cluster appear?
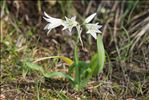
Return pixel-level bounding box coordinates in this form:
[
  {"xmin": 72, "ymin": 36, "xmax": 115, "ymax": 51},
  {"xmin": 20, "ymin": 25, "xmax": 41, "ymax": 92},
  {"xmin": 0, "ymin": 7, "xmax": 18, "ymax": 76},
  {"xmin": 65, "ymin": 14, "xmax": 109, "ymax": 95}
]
[{"xmin": 43, "ymin": 12, "xmax": 102, "ymax": 42}]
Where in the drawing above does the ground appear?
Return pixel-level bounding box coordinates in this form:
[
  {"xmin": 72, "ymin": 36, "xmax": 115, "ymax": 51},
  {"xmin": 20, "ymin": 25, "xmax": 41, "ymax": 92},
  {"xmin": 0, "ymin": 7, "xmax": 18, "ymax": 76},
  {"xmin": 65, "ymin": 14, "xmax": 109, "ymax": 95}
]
[{"xmin": 1, "ymin": 0, "xmax": 149, "ymax": 100}]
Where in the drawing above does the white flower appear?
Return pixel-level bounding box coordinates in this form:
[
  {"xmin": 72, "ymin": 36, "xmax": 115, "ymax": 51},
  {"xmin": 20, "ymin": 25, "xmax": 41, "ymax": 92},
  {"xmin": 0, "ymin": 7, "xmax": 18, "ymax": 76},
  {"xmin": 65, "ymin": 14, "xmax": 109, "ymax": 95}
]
[
  {"xmin": 43, "ymin": 11, "xmax": 102, "ymax": 44},
  {"xmin": 62, "ymin": 16, "xmax": 78, "ymax": 32},
  {"xmin": 84, "ymin": 13, "xmax": 96, "ymax": 23},
  {"xmin": 84, "ymin": 13, "xmax": 102, "ymax": 39},
  {"xmin": 86, "ymin": 23, "xmax": 102, "ymax": 39},
  {"xmin": 43, "ymin": 12, "xmax": 63, "ymax": 34}
]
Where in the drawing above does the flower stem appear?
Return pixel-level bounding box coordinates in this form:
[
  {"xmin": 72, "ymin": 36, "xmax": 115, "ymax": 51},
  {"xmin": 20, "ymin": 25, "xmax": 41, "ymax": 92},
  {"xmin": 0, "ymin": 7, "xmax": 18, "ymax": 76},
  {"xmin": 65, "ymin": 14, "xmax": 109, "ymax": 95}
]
[{"xmin": 74, "ymin": 45, "xmax": 80, "ymax": 90}]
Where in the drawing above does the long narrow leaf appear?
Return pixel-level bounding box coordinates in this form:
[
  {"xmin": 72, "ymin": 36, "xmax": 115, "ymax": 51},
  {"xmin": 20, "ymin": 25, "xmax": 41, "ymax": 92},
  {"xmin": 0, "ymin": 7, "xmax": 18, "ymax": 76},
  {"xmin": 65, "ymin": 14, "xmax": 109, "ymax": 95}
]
[
  {"xmin": 68, "ymin": 61, "xmax": 89, "ymax": 78},
  {"xmin": 25, "ymin": 61, "xmax": 45, "ymax": 74},
  {"xmin": 44, "ymin": 72, "xmax": 74, "ymax": 82},
  {"xmin": 25, "ymin": 61, "xmax": 74, "ymax": 82},
  {"xmin": 96, "ymin": 34, "xmax": 105, "ymax": 75},
  {"xmin": 89, "ymin": 34, "xmax": 105, "ymax": 76},
  {"xmin": 34, "ymin": 56, "xmax": 73, "ymax": 65},
  {"xmin": 89, "ymin": 54, "xmax": 98, "ymax": 76}
]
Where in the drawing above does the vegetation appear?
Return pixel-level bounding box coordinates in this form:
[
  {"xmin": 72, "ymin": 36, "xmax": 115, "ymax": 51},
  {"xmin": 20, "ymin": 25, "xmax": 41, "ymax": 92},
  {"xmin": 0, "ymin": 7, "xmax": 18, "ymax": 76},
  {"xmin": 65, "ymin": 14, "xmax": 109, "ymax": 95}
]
[{"xmin": 1, "ymin": 0, "xmax": 149, "ymax": 99}]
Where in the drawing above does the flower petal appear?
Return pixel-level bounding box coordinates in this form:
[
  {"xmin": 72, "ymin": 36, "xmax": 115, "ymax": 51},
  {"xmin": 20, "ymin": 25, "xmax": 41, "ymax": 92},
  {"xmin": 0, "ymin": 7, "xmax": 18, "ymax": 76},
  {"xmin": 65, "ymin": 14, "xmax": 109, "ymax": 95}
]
[
  {"xmin": 43, "ymin": 17, "xmax": 51, "ymax": 22},
  {"xmin": 85, "ymin": 13, "xmax": 96, "ymax": 23},
  {"xmin": 90, "ymin": 32, "xmax": 97, "ymax": 39},
  {"xmin": 47, "ymin": 28, "xmax": 52, "ymax": 34},
  {"xmin": 44, "ymin": 23, "xmax": 50, "ymax": 30},
  {"xmin": 62, "ymin": 16, "xmax": 78, "ymax": 32},
  {"xmin": 62, "ymin": 26, "xmax": 67, "ymax": 31},
  {"xmin": 44, "ymin": 11, "xmax": 51, "ymax": 18},
  {"xmin": 71, "ymin": 16, "xmax": 76, "ymax": 21},
  {"xmin": 85, "ymin": 23, "xmax": 102, "ymax": 39}
]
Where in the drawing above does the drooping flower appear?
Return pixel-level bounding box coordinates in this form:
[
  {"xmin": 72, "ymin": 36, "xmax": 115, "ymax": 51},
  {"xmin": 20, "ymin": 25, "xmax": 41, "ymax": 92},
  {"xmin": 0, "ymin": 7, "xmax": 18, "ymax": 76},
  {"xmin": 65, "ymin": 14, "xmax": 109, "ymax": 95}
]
[
  {"xmin": 43, "ymin": 12, "xmax": 63, "ymax": 34},
  {"xmin": 84, "ymin": 13, "xmax": 102, "ymax": 39},
  {"xmin": 62, "ymin": 16, "xmax": 78, "ymax": 32}
]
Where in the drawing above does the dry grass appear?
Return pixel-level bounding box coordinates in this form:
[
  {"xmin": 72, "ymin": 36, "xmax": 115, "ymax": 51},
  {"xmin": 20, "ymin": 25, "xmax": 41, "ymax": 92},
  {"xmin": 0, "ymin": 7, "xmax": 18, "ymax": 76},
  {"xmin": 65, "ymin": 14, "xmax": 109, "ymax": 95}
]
[{"xmin": 1, "ymin": 0, "xmax": 149, "ymax": 99}]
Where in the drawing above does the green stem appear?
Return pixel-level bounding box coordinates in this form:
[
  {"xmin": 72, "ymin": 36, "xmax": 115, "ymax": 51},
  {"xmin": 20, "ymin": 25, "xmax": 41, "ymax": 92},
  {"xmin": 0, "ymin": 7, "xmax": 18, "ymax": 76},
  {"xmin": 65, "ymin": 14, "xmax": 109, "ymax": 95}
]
[{"xmin": 74, "ymin": 45, "xmax": 80, "ymax": 90}]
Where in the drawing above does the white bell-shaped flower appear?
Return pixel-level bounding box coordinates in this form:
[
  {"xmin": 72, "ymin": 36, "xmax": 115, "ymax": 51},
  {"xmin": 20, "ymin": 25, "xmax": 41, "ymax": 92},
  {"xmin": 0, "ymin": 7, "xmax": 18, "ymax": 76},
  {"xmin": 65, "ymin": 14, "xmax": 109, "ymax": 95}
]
[{"xmin": 43, "ymin": 12, "xmax": 63, "ymax": 34}]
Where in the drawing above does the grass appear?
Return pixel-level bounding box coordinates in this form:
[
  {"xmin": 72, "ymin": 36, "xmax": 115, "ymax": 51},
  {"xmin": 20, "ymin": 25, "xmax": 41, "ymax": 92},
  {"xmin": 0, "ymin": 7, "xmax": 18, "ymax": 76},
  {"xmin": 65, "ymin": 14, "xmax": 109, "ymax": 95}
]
[{"xmin": 1, "ymin": 0, "xmax": 149, "ymax": 99}]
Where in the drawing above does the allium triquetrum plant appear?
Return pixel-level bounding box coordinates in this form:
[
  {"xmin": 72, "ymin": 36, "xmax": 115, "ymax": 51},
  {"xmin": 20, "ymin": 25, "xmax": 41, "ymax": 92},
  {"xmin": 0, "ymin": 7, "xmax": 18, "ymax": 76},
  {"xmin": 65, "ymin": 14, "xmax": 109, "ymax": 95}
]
[{"xmin": 25, "ymin": 12, "xmax": 105, "ymax": 91}]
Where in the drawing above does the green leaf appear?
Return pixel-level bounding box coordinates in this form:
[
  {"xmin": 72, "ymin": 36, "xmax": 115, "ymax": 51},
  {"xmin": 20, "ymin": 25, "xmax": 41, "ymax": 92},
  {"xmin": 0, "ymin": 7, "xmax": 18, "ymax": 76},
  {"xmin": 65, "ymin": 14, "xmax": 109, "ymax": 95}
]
[
  {"xmin": 89, "ymin": 34, "xmax": 105, "ymax": 76},
  {"xmin": 44, "ymin": 72, "xmax": 74, "ymax": 82},
  {"xmin": 59, "ymin": 56, "xmax": 73, "ymax": 65},
  {"xmin": 25, "ymin": 61, "xmax": 45, "ymax": 74},
  {"xmin": 95, "ymin": 34, "xmax": 105, "ymax": 75},
  {"xmin": 34, "ymin": 56, "xmax": 73, "ymax": 66},
  {"xmin": 89, "ymin": 54, "xmax": 98, "ymax": 76},
  {"xmin": 81, "ymin": 67, "xmax": 92, "ymax": 79},
  {"xmin": 68, "ymin": 60, "xmax": 91, "ymax": 90},
  {"xmin": 25, "ymin": 61, "xmax": 74, "ymax": 83},
  {"xmin": 68, "ymin": 61, "xmax": 86, "ymax": 74}
]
